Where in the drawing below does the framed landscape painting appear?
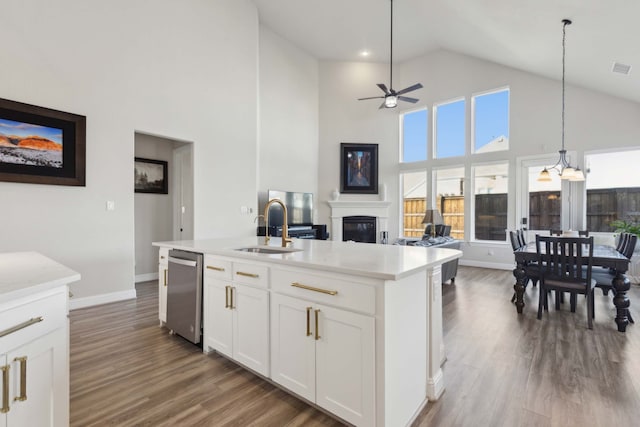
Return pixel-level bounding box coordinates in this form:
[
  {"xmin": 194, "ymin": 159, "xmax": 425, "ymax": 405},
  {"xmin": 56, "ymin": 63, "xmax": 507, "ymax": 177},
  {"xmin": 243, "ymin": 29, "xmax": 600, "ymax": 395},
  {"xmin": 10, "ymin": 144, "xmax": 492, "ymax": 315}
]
[
  {"xmin": 135, "ymin": 157, "xmax": 168, "ymax": 194},
  {"xmin": 340, "ymin": 143, "xmax": 378, "ymax": 194},
  {"xmin": 0, "ymin": 98, "xmax": 86, "ymax": 186}
]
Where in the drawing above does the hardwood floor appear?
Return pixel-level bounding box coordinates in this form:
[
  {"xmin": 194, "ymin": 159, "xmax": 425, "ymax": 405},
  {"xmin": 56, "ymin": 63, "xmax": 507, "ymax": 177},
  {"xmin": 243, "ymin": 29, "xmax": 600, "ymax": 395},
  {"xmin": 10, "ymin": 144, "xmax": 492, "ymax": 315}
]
[{"xmin": 70, "ymin": 267, "xmax": 640, "ymax": 426}]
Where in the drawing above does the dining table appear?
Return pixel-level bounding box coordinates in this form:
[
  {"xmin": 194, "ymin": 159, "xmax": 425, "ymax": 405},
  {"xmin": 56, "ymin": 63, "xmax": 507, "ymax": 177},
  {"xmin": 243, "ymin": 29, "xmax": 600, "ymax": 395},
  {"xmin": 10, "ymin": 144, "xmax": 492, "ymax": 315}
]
[{"xmin": 513, "ymin": 242, "xmax": 631, "ymax": 332}]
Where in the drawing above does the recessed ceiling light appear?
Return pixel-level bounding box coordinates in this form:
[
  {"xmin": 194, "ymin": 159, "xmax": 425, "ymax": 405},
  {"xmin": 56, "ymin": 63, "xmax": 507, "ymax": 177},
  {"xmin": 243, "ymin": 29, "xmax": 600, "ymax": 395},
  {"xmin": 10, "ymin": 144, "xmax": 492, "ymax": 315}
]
[
  {"xmin": 612, "ymin": 62, "xmax": 632, "ymax": 75},
  {"xmin": 359, "ymin": 50, "xmax": 370, "ymax": 57}
]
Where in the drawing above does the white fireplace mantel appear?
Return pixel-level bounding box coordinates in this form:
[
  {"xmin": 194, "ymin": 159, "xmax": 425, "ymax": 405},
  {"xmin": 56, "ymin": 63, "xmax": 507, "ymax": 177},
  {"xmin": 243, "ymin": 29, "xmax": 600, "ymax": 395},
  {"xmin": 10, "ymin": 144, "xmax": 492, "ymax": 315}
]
[{"xmin": 327, "ymin": 200, "xmax": 392, "ymax": 242}]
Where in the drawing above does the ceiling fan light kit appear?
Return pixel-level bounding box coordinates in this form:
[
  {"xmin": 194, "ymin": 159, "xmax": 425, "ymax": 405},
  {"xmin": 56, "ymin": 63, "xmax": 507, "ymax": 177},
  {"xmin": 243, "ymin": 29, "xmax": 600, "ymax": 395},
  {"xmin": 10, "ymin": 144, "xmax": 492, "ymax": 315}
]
[{"xmin": 357, "ymin": 0, "xmax": 423, "ymax": 109}]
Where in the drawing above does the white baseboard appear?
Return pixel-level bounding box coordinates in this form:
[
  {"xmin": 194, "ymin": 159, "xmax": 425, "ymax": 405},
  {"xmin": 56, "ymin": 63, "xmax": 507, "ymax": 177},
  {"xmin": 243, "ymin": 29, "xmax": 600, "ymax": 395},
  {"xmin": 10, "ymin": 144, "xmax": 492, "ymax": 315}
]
[
  {"xmin": 459, "ymin": 259, "xmax": 513, "ymax": 271},
  {"xmin": 70, "ymin": 289, "xmax": 137, "ymax": 310},
  {"xmin": 135, "ymin": 272, "xmax": 159, "ymax": 283}
]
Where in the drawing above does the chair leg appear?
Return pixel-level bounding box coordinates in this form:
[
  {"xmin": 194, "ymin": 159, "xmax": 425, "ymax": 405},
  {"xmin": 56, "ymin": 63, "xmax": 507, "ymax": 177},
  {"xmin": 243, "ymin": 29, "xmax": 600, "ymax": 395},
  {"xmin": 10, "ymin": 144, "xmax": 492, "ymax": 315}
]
[
  {"xmin": 570, "ymin": 293, "xmax": 576, "ymax": 313},
  {"xmin": 537, "ymin": 285, "xmax": 544, "ymax": 320},
  {"xmin": 555, "ymin": 291, "xmax": 561, "ymax": 310},
  {"xmin": 587, "ymin": 292, "xmax": 593, "ymax": 329},
  {"xmin": 511, "ymin": 292, "xmax": 516, "ymax": 303}
]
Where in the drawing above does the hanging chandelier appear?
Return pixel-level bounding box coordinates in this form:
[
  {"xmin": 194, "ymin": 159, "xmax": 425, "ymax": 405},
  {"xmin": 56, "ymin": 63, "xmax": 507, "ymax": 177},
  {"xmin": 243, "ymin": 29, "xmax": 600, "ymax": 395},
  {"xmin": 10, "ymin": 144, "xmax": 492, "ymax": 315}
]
[{"xmin": 538, "ymin": 19, "xmax": 585, "ymax": 182}]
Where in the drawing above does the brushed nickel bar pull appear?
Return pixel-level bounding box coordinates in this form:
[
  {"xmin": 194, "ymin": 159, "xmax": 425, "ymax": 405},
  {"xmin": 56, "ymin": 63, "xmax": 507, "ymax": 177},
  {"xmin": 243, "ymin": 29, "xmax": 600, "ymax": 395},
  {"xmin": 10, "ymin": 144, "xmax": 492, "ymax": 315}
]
[
  {"xmin": 0, "ymin": 317, "xmax": 44, "ymax": 338},
  {"xmin": 306, "ymin": 307, "xmax": 312, "ymax": 336},
  {"xmin": 236, "ymin": 271, "xmax": 259, "ymax": 278},
  {"xmin": 163, "ymin": 269, "xmax": 168, "ymax": 287},
  {"xmin": 14, "ymin": 357, "xmax": 27, "ymax": 402},
  {"xmin": 1, "ymin": 365, "xmax": 8, "ymax": 413},
  {"xmin": 291, "ymin": 282, "xmax": 338, "ymax": 296},
  {"xmin": 225, "ymin": 286, "xmax": 230, "ymax": 308},
  {"xmin": 207, "ymin": 265, "xmax": 225, "ymax": 272},
  {"xmin": 314, "ymin": 309, "xmax": 321, "ymax": 341},
  {"xmin": 230, "ymin": 287, "xmax": 235, "ymax": 309}
]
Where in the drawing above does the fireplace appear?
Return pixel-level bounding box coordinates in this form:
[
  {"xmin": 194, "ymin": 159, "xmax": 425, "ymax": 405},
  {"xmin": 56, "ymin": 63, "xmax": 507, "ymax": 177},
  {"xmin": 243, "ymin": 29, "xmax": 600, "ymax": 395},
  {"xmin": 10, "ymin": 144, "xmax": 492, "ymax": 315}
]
[
  {"xmin": 343, "ymin": 216, "xmax": 376, "ymax": 243},
  {"xmin": 327, "ymin": 200, "xmax": 391, "ymax": 244}
]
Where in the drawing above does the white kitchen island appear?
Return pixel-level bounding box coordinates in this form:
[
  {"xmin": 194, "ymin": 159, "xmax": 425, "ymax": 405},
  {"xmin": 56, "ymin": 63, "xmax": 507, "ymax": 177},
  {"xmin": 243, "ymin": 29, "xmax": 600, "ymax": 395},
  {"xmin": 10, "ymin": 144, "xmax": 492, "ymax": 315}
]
[
  {"xmin": 153, "ymin": 237, "xmax": 462, "ymax": 427},
  {"xmin": 0, "ymin": 252, "xmax": 80, "ymax": 427}
]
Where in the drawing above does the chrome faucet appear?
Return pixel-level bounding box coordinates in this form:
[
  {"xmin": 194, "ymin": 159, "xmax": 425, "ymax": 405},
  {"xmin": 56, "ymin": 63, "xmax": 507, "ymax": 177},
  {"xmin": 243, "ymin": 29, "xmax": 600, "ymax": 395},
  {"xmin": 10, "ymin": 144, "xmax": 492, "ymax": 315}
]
[{"xmin": 264, "ymin": 198, "xmax": 292, "ymax": 247}]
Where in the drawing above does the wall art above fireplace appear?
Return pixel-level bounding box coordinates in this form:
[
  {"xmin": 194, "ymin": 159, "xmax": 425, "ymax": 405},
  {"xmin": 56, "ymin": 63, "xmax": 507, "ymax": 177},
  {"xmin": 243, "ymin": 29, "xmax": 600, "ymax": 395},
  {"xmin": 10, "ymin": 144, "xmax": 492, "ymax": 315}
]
[{"xmin": 340, "ymin": 143, "xmax": 378, "ymax": 194}]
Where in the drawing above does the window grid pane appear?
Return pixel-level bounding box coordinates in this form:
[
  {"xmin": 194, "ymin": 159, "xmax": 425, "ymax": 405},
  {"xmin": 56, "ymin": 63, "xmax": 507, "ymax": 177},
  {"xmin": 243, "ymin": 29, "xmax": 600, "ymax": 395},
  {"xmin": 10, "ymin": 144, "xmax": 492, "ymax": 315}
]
[
  {"xmin": 435, "ymin": 167, "xmax": 465, "ymax": 239},
  {"xmin": 435, "ymin": 99, "xmax": 465, "ymax": 159},
  {"xmin": 402, "ymin": 109, "xmax": 428, "ymax": 162},
  {"xmin": 473, "ymin": 89, "xmax": 509, "ymax": 153},
  {"xmin": 473, "ymin": 163, "xmax": 508, "ymax": 241},
  {"xmin": 402, "ymin": 171, "xmax": 428, "ymax": 237}
]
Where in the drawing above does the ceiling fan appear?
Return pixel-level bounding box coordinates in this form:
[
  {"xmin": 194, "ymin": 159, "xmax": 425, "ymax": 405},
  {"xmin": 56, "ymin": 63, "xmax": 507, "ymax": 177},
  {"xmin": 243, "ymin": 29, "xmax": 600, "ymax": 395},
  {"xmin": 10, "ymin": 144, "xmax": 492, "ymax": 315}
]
[{"xmin": 358, "ymin": 0, "xmax": 423, "ymax": 109}]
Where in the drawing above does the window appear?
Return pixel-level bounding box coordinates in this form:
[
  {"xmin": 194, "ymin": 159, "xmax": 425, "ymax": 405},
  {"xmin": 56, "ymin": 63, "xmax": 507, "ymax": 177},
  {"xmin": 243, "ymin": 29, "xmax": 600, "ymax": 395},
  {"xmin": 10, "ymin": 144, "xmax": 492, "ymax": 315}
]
[
  {"xmin": 434, "ymin": 99, "xmax": 465, "ymax": 159},
  {"xmin": 401, "ymin": 109, "xmax": 427, "ymax": 162},
  {"xmin": 435, "ymin": 167, "xmax": 465, "ymax": 239},
  {"xmin": 401, "ymin": 171, "xmax": 427, "ymax": 237},
  {"xmin": 472, "ymin": 89, "xmax": 509, "ymax": 153},
  {"xmin": 473, "ymin": 163, "xmax": 508, "ymax": 241},
  {"xmin": 527, "ymin": 165, "xmax": 561, "ymax": 231},
  {"xmin": 585, "ymin": 149, "xmax": 640, "ymax": 232}
]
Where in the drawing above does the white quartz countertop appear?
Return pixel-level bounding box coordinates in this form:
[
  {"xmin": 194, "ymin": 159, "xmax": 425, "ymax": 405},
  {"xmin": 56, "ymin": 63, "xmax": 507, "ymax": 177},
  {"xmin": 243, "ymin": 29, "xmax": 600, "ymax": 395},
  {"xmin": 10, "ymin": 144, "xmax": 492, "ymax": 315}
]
[
  {"xmin": 0, "ymin": 252, "xmax": 81, "ymax": 301},
  {"xmin": 153, "ymin": 237, "xmax": 462, "ymax": 281}
]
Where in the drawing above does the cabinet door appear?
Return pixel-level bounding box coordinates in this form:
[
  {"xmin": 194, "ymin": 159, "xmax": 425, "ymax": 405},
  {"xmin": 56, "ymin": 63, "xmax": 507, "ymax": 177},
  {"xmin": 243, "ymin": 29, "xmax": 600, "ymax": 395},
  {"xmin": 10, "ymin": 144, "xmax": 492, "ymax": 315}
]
[
  {"xmin": 203, "ymin": 278, "xmax": 233, "ymax": 358},
  {"xmin": 270, "ymin": 293, "xmax": 315, "ymax": 402},
  {"xmin": 232, "ymin": 285, "xmax": 269, "ymax": 376},
  {"xmin": 158, "ymin": 261, "xmax": 168, "ymax": 323},
  {"xmin": 6, "ymin": 327, "xmax": 68, "ymax": 427},
  {"xmin": 315, "ymin": 304, "xmax": 375, "ymax": 427},
  {"xmin": 0, "ymin": 354, "xmax": 6, "ymax": 427}
]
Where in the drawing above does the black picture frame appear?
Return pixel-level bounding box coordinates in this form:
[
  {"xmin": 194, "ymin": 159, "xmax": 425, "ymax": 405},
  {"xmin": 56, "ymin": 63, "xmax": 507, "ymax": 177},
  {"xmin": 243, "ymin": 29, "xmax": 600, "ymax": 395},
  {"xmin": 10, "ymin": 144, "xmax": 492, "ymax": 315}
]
[
  {"xmin": 340, "ymin": 143, "xmax": 378, "ymax": 194},
  {"xmin": 0, "ymin": 98, "xmax": 86, "ymax": 186},
  {"xmin": 134, "ymin": 157, "xmax": 168, "ymax": 194}
]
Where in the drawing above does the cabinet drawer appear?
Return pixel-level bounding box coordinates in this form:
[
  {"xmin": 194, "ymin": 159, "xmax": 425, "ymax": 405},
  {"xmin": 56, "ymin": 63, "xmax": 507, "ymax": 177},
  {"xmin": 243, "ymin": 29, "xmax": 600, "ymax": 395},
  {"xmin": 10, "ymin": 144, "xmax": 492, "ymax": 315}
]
[
  {"xmin": 232, "ymin": 262, "xmax": 269, "ymax": 288},
  {"xmin": 271, "ymin": 269, "xmax": 375, "ymax": 314},
  {"xmin": 159, "ymin": 247, "xmax": 169, "ymax": 265},
  {"xmin": 204, "ymin": 256, "xmax": 232, "ymax": 280},
  {"xmin": 0, "ymin": 288, "xmax": 67, "ymax": 352}
]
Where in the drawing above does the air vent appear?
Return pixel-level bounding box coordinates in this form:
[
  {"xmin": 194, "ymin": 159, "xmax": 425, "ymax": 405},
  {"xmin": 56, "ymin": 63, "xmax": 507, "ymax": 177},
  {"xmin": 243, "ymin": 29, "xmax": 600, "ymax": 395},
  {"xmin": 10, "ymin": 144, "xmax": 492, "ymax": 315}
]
[{"xmin": 612, "ymin": 62, "xmax": 632, "ymax": 75}]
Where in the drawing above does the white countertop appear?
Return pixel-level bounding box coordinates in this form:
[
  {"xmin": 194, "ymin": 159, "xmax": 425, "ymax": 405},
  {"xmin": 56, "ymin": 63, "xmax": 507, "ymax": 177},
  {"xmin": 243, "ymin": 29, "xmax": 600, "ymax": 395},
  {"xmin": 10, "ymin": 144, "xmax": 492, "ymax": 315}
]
[
  {"xmin": 153, "ymin": 237, "xmax": 462, "ymax": 281},
  {"xmin": 0, "ymin": 252, "xmax": 81, "ymax": 301}
]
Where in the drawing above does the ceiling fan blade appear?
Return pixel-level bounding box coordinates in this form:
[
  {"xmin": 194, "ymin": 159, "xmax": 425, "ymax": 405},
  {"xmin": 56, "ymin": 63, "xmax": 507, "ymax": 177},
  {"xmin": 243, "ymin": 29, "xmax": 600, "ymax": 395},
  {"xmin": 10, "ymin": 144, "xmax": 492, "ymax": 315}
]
[
  {"xmin": 396, "ymin": 83, "xmax": 423, "ymax": 95},
  {"xmin": 398, "ymin": 96, "xmax": 419, "ymax": 103},
  {"xmin": 379, "ymin": 101, "xmax": 387, "ymax": 109},
  {"xmin": 377, "ymin": 83, "xmax": 390, "ymax": 94},
  {"xmin": 358, "ymin": 96, "xmax": 385, "ymax": 101}
]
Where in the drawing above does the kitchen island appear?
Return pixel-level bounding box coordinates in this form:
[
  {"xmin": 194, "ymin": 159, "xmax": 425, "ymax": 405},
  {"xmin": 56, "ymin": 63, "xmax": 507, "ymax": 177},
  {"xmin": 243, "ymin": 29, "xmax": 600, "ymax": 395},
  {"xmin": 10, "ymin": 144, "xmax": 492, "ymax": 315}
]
[
  {"xmin": 153, "ymin": 237, "xmax": 462, "ymax": 427},
  {"xmin": 0, "ymin": 252, "xmax": 80, "ymax": 426}
]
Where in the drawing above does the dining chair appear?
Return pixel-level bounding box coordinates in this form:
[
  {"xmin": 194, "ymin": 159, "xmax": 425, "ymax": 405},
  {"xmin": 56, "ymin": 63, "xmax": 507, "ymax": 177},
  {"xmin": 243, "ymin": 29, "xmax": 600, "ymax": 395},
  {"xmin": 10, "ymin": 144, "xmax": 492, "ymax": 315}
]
[
  {"xmin": 616, "ymin": 232, "xmax": 630, "ymax": 253},
  {"xmin": 578, "ymin": 230, "xmax": 589, "ymax": 237},
  {"xmin": 509, "ymin": 230, "xmax": 540, "ymax": 303},
  {"xmin": 516, "ymin": 228, "xmax": 527, "ymax": 247},
  {"xmin": 549, "ymin": 229, "xmax": 563, "ymax": 236},
  {"xmin": 536, "ymin": 235, "xmax": 596, "ymax": 329}
]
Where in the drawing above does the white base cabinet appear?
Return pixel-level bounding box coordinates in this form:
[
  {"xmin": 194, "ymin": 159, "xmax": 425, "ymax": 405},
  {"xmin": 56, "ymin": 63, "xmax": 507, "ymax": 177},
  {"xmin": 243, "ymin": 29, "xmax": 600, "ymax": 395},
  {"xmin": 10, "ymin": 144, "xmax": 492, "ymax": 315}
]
[
  {"xmin": 158, "ymin": 248, "xmax": 168, "ymax": 324},
  {"xmin": 203, "ymin": 257, "xmax": 270, "ymax": 377},
  {"xmin": 271, "ymin": 293, "xmax": 375, "ymax": 427}
]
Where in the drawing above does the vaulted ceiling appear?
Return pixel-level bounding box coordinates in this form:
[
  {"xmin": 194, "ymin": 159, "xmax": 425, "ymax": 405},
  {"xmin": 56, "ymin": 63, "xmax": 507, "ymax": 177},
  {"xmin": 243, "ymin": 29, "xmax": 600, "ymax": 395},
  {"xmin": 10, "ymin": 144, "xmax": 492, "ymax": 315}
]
[{"xmin": 252, "ymin": 0, "xmax": 640, "ymax": 104}]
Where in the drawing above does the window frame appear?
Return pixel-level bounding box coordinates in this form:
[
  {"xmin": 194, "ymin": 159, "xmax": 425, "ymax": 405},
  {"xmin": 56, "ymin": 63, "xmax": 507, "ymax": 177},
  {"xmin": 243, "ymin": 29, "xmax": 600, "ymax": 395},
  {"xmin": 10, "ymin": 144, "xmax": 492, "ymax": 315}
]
[
  {"xmin": 471, "ymin": 87, "xmax": 510, "ymax": 155},
  {"xmin": 433, "ymin": 96, "xmax": 466, "ymax": 160},
  {"xmin": 399, "ymin": 107, "xmax": 429, "ymax": 164},
  {"xmin": 470, "ymin": 161, "xmax": 510, "ymax": 243},
  {"xmin": 399, "ymin": 169, "xmax": 429, "ymax": 238}
]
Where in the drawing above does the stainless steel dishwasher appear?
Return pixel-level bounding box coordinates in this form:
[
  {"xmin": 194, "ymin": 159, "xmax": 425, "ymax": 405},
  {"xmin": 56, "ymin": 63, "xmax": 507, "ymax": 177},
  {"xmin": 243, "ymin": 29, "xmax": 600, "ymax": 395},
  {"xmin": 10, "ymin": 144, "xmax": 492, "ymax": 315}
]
[{"xmin": 167, "ymin": 249, "xmax": 203, "ymax": 344}]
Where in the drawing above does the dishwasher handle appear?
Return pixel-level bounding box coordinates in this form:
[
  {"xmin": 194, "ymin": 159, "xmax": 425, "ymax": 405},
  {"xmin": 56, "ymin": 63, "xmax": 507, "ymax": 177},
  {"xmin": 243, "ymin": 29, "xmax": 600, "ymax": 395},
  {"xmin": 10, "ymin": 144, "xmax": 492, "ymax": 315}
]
[{"xmin": 168, "ymin": 257, "xmax": 197, "ymax": 268}]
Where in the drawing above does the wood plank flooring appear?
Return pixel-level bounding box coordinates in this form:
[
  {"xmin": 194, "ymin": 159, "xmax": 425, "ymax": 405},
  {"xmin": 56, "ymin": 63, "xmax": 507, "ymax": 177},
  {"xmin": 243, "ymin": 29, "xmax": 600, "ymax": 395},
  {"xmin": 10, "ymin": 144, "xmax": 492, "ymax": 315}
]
[{"xmin": 70, "ymin": 267, "xmax": 640, "ymax": 426}]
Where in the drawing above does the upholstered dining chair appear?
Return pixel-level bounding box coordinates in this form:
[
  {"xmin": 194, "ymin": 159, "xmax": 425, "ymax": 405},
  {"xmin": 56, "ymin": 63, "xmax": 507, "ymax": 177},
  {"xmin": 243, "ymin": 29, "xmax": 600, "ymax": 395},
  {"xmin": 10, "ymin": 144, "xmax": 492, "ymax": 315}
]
[{"xmin": 536, "ymin": 235, "xmax": 596, "ymax": 329}]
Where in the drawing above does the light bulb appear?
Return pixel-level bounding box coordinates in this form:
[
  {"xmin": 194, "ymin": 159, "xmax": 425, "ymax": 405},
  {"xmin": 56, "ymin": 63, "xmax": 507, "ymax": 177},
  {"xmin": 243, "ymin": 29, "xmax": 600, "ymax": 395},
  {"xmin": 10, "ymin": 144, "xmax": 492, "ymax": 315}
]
[{"xmin": 384, "ymin": 95, "xmax": 398, "ymax": 108}]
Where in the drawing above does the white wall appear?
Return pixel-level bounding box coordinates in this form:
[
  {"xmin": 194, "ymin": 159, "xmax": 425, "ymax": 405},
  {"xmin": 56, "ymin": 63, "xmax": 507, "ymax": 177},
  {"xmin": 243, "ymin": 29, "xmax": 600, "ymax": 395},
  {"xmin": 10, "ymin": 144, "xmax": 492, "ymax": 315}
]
[
  {"xmin": 318, "ymin": 50, "xmax": 640, "ymax": 268},
  {"xmin": 134, "ymin": 134, "xmax": 174, "ymax": 279},
  {"xmin": 0, "ymin": 0, "xmax": 259, "ymax": 304},
  {"xmin": 258, "ymin": 25, "xmax": 319, "ymax": 202}
]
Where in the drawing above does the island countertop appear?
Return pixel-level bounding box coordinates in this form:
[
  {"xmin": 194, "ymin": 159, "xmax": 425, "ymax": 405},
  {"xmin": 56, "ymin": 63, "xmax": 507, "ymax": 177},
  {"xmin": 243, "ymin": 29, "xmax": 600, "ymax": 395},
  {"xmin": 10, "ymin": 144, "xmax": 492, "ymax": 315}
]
[
  {"xmin": 0, "ymin": 251, "xmax": 81, "ymax": 301},
  {"xmin": 153, "ymin": 237, "xmax": 462, "ymax": 281}
]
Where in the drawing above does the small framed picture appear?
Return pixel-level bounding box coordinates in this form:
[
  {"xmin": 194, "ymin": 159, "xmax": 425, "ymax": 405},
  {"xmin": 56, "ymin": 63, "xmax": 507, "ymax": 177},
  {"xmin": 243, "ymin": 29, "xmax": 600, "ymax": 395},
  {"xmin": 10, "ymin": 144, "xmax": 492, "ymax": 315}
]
[
  {"xmin": 134, "ymin": 157, "xmax": 168, "ymax": 194},
  {"xmin": 340, "ymin": 143, "xmax": 378, "ymax": 194}
]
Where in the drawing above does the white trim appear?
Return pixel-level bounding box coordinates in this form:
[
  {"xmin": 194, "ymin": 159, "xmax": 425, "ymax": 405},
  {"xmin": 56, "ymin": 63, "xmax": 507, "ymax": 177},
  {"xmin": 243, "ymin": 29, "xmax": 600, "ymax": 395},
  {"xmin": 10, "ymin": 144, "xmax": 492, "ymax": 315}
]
[
  {"xmin": 70, "ymin": 289, "xmax": 137, "ymax": 310},
  {"xmin": 136, "ymin": 272, "xmax": 159, "ymax": 283},
  {"xmin": 459, "ymin": 259, "xmax": 513, "ymax": 271},
  {"xmin": 426, "ymin": 368, "xmax": 445, "ymax": 400}
]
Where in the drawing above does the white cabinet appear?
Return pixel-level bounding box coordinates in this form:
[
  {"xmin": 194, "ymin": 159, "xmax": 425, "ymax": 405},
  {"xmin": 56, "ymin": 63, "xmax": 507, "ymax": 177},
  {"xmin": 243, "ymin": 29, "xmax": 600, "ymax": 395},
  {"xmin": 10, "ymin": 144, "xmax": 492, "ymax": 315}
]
[
  {"xmin": 158, "ymin": 248, "xmax": 168, "ymax": 324},
  {"xmin": 203, "ymin": 257, "xmax": 270, "ymax": 377},
  {"xmin": 0, "ymin": 288, "xmax": 69, "ymax": 427},
  {"xmin": 270, "ymin": 292, "xmax": 375, "ymax": 427}
]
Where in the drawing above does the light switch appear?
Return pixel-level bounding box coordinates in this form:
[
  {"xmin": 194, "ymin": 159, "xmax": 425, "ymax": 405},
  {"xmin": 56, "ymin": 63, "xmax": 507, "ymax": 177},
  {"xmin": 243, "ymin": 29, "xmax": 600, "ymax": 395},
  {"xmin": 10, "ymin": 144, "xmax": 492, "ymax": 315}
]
[{"xmin": 106, "ymin": 201, "xmax": 115, "ymax": 211}]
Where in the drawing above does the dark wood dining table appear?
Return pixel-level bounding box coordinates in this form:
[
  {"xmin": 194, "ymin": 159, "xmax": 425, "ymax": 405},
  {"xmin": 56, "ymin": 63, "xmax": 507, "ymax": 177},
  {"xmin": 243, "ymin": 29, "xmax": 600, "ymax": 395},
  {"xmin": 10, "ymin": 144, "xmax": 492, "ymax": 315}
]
[{"xmin": 513, "ymin": 242, "xmax": 631, "ymax": 332}]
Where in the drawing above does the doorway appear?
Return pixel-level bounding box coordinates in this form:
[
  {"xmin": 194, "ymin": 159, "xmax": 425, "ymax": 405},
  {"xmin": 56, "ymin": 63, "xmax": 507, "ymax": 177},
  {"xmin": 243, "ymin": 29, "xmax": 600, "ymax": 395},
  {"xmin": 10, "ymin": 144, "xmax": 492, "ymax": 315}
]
[{"xmin": 134, "ymin": 132, "xmax": 194, "ymax": 282}]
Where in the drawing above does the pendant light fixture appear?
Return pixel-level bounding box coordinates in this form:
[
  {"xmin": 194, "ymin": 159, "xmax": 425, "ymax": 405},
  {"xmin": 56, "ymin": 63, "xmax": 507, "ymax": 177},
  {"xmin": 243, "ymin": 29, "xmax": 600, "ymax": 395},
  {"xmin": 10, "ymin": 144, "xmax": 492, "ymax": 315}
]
[{"xmin": 538, "ymin": 19, "xmax": 585, "ymax": 182}]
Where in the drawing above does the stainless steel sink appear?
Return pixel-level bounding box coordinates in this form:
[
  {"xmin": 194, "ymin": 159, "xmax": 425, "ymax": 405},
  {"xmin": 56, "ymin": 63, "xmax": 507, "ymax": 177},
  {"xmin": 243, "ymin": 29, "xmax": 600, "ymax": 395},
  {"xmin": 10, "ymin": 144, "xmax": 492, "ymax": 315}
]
[{"xmin": 234, "ymin": 246, "xmax": 302, "ymax": 255}]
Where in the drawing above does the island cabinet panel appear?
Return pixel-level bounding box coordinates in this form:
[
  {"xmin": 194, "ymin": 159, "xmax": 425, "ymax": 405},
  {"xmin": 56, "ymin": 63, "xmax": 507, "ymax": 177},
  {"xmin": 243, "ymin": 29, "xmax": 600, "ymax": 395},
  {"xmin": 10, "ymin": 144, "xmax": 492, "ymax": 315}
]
[
  {"xmin": 203, "ymin": 257, "xmax": 270, "ymax": 377},
  {"xmin": 1, "ymin": 286, "xmax": 70, "ymax": 427},
  {"xmin": 270, "ymin": 292, "xmax": 375, "ymax": 427},
  {"xmin": 158, "ymin": 247, "xmax": 169, "ymax": 324}
]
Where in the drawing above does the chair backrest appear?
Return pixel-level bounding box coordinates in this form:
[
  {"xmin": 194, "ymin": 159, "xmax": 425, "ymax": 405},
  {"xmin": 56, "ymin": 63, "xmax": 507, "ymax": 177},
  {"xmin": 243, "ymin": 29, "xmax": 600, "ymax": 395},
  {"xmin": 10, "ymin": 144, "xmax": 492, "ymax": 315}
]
[
  {"xmin": 510, "ymin": 230, "xmax": 521, "ymax": 251},
  {"xmin": 424, "ymin": 224, "xmax": 432, "ymax": 236},
  {"xmin": 621, "ymin": 234, "xmax": 637, "ymax": 259},
  {"xmin": 616, "ymin": 233, "xmax": 630, "ymax": 252},
  {"xmin": 536, "ymin": 235, "xmax": 594, "ymax": 284},
  {"xmin": 443, "ymin": 225, "xmax": 451, "ymax": 237},
  {"xmin": 516, "ymin": 228, "xmax": 527, "ymax": 247},
  {"xmin": 435, "ymin": 224, "xmax": 445, "ymax": 236},
  {"xmin": 549, "ymin": 229, "xmax": 563, "ymax": 236},
  {"xmin": 578, "ymin": 230, "xmax": 589, "ymax": 237}
]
